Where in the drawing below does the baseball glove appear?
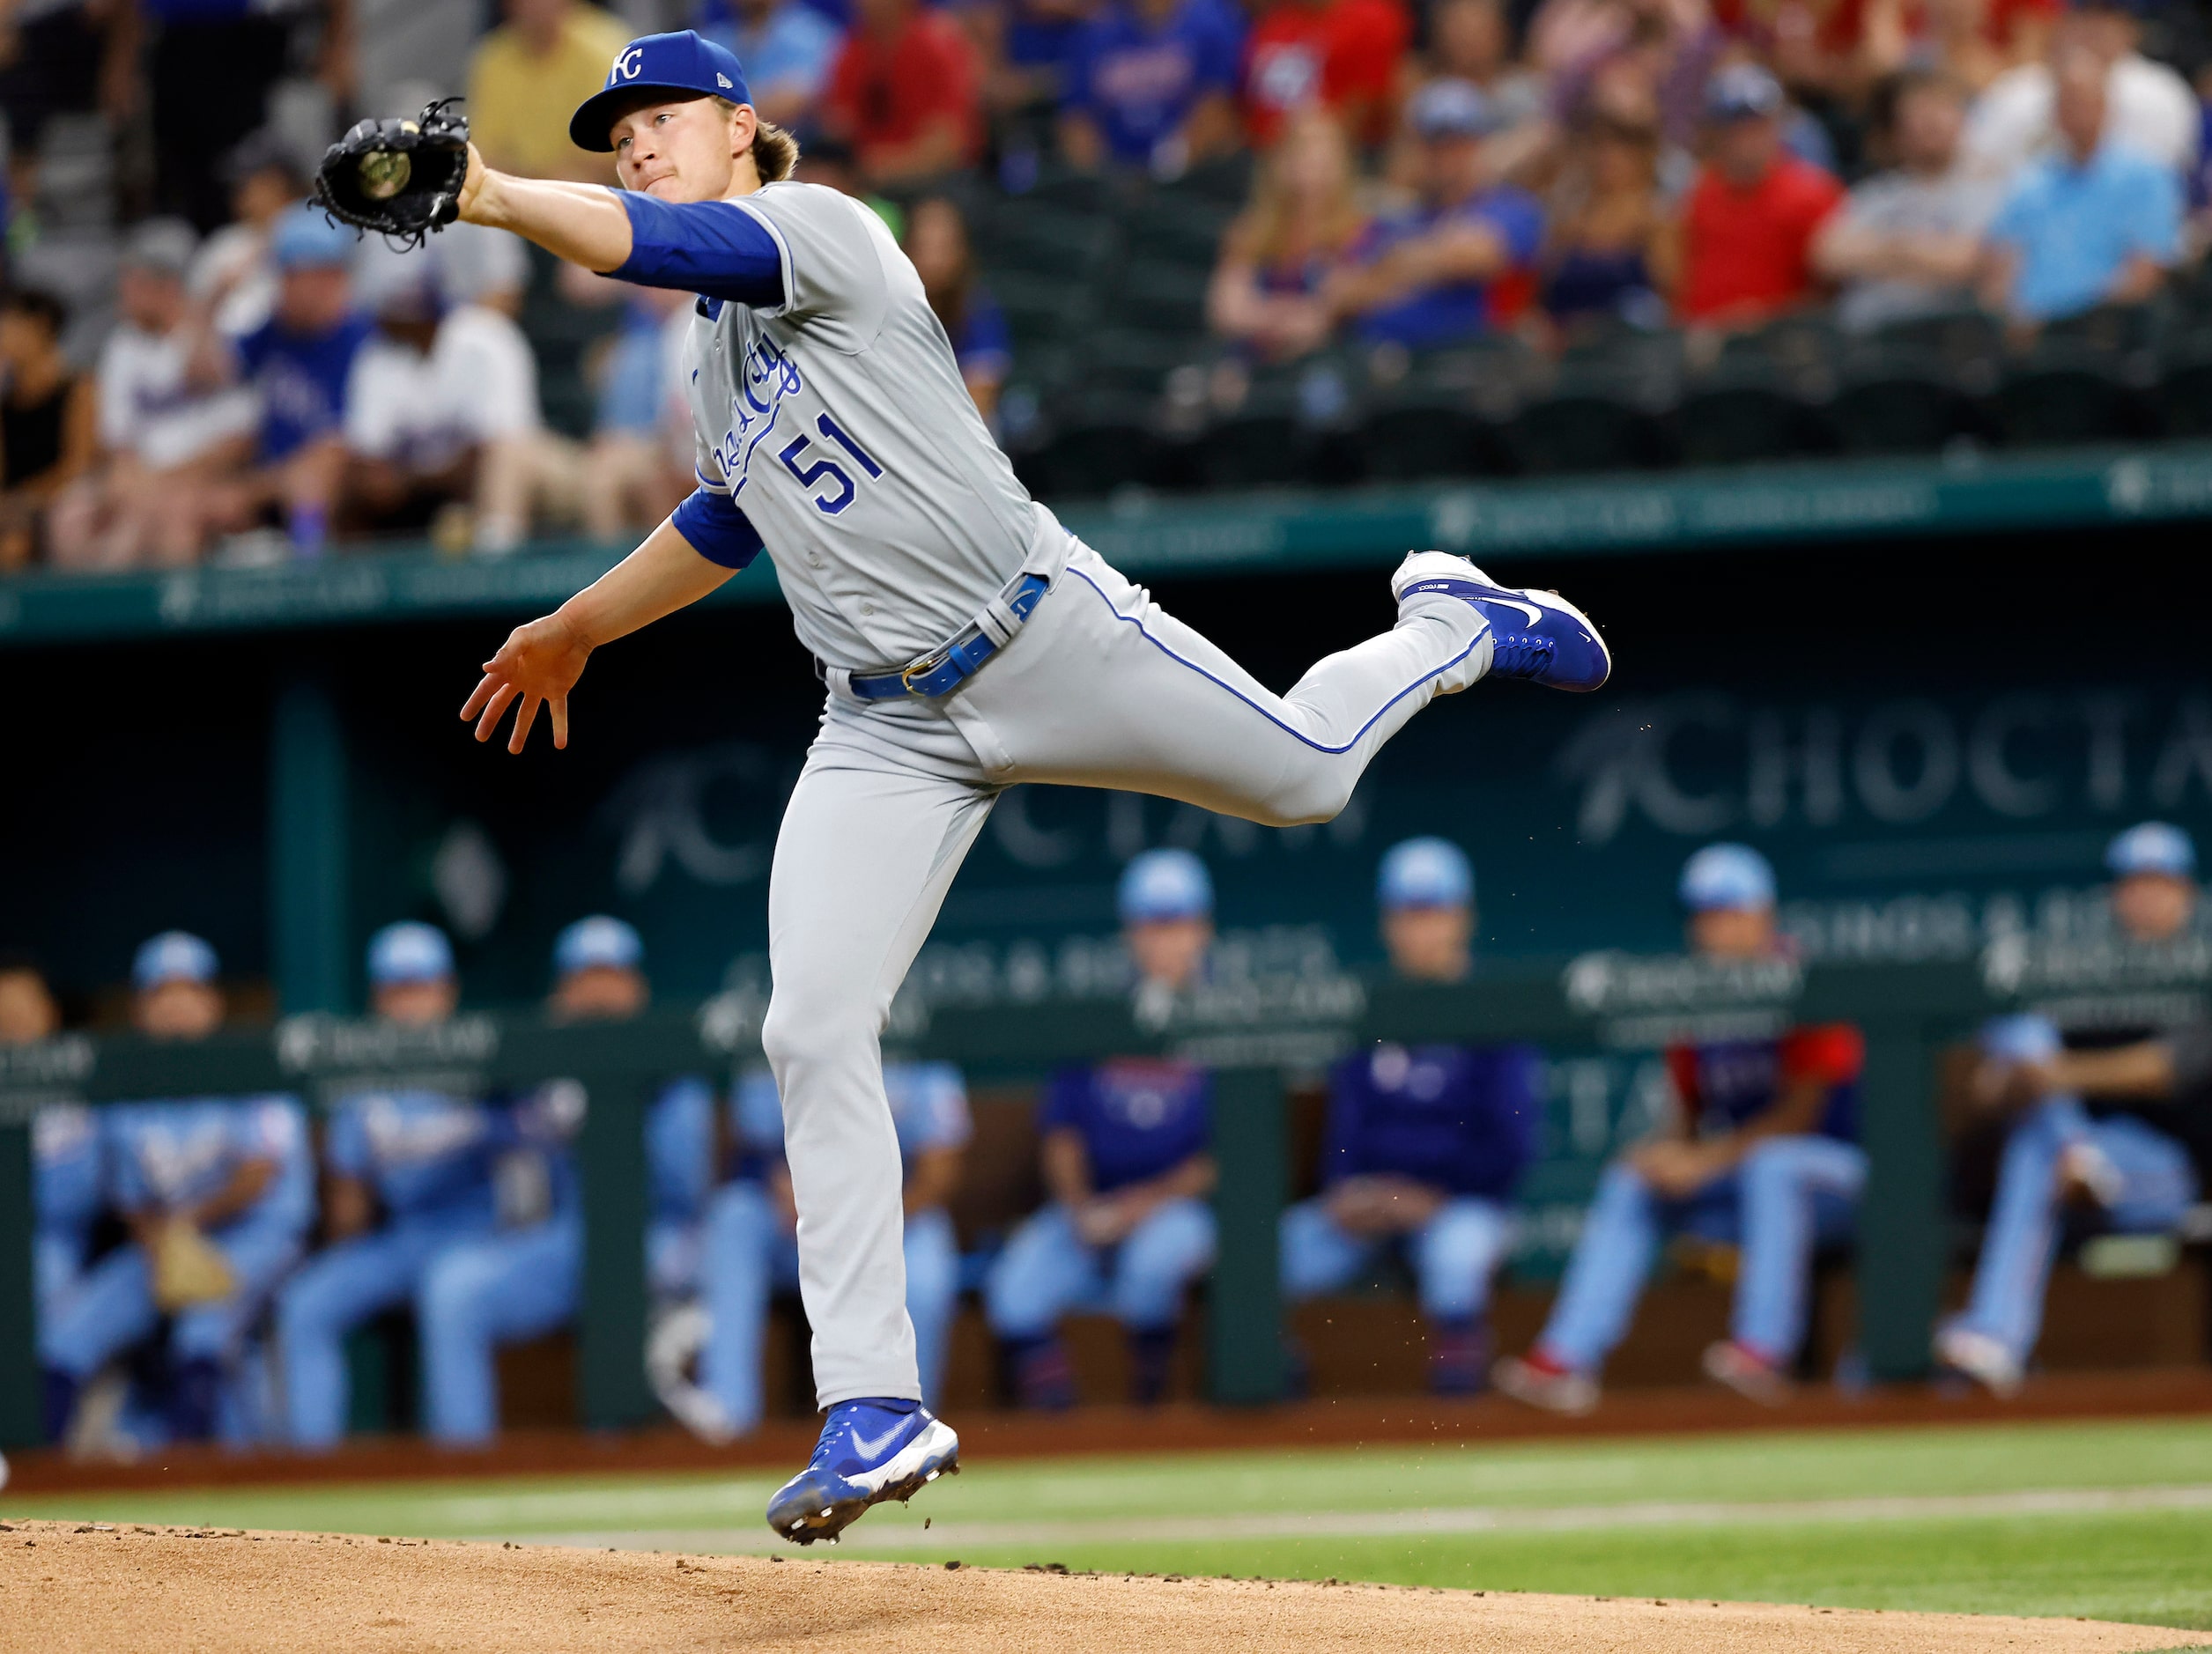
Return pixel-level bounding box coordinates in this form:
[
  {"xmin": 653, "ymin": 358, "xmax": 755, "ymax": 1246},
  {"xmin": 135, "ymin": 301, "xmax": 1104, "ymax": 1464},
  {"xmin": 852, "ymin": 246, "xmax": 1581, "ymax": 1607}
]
[
  {"xmin": 314, "ymin": 98, "xmax": 470, "ymax": 246},
  {"xmin": 150, "ymin": 1217, "xmax": 237, "ymax": 1312}
]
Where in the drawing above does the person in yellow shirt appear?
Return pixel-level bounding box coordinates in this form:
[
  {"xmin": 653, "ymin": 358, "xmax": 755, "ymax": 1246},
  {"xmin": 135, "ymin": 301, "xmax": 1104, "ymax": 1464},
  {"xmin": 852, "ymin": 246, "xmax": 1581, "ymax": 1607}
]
[{"xmin": 467, "ymin": 0, "xmax": 633, "ymax": 181}]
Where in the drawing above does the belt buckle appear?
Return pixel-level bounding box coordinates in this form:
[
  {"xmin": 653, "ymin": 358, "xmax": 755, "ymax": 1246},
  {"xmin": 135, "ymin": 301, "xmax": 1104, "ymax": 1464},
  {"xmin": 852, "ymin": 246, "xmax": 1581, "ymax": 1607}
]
[{"xmin": 899, "ymin": 648, "xmax": 950, "ymax": 695}]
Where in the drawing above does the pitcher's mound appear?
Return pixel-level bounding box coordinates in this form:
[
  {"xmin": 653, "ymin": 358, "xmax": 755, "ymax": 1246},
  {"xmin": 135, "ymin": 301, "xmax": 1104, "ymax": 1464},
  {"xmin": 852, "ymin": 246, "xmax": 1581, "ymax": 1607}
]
[{"xmin": 0, "ymin": 1520, "xmax": 2188, "ymax": 1653}]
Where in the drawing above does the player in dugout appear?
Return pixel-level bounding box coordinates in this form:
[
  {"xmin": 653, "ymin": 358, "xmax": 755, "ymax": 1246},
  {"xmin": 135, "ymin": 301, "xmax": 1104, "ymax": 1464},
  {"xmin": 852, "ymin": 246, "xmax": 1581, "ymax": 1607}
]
[
  {"xmin": 985, "ymin": 849, "xmax": 1220, "ymax": 1408},
  {"xmin": 41, "ymin": 933, "xmax": 314, "ymax": 1446},
  {"xmin": 277, "ymin": 922, "xmax": 502, "ymax": 1448},
  {"xmin": 1280, "ymin": 837, "xmax": 1540, "ymax": 1394},
  {"xmin": 1938, "ymin": 823, "xmax": 2207, "ymax": 1396},
  {"xmin": 1495, "ymin": 844, "xmax": 1868, "ymax": 1413}
]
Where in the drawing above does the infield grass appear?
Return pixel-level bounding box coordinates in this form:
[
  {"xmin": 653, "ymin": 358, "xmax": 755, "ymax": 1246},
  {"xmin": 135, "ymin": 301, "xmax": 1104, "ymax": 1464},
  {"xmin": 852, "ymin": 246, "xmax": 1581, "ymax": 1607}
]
[{"xmin": 9, "ymin": 1416, "xmax": 2211, "ymax": 1629}]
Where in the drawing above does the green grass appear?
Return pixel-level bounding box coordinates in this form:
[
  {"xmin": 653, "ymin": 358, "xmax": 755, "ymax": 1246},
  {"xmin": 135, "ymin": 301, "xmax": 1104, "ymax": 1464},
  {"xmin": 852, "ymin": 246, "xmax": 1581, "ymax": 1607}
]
[{"xmin": 9, "ymin": 1417, "xmax": 2212, "ymax": 1629}]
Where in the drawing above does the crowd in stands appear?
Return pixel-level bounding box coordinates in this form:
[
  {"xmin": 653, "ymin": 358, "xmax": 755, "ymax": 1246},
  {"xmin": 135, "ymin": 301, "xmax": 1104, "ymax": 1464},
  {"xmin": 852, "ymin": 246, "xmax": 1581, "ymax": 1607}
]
[
  {"xmin": 5, "ymin": 816, "xmax": 2206, "ymax": 1451},
  {"xmin": 4, "ymin": 0, "xmax": 2212, "ymax": 554}
]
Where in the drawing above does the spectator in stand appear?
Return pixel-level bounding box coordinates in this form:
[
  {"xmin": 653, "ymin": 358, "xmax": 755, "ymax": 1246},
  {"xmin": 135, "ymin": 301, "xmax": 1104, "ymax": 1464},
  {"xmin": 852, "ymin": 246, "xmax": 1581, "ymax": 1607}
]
[
  {"xmin": 1964, "ymin": 0, "xmax": 2197, "ymax": 180},
  {"xmin": 1059, "ymin": 0, "xmax": 1245, "ymax": 177},
  {"xmin": 0, "ymin": 286, "xmax": 95, "ymax": 570},
  {"xmin": 905, "ymin": 196, "xmax": 1013, "ymax": 424},
  {"xmin": 189, "ymin": 130, "xmax": 309, "ymax": 343},
  {"xmin": 0, "ymin": 0, "xmax": 136, "ymax": 241},
  {"xmin": 1539, "ymin": 111, "xmax": 1669, "ymax": 336},
  {"xmin": 1533, "ymin": 0, "xmax": 1727, "ymax": 154},
  {"xmin": 986, "ymin": 850, "xmax": 1219, "ymax": 1409},
  {"xmin": 190, "ymin": 205, "xmax": 373, "ymax": 560},
  {"xmin": 582, "ymin": 287, "xmax": 695, "ymax": 540},
  {"xmin": 49, "ymin": 220, "xmax": 257, "ymax": 570},
  {"xmin": 344, "ymin": 260, "xmax": 573, "ymax": 555},
  {"xmin": 1280, "ymin": 839, "xmax": 1541, "ymax": 1395},
  {"xmin": 704, "ymin": 0, "xmax": 843, "ymax": 129},
  {"xmin": 967, "ymin": 0, "xmax": 1100, "ymax": 132},
  {"xmin": 41, "ymin": 934, "xmax": 314, "ymax": 1446},
  {"xmin": 1940, "ymin": 1008, "xmax": 2201, "ymax": 1397},
  {"xmin": 1496, "ymin": 845, "xmax": 1868, "ymax": 1414},
  {"xmin": 142, "ymin": 0, "xmax": 294, "ymax": 229},
  {"xmin": 1670, "ymin": 63, "xmax": 1843, "ymax": 329},
  {"xmin": 706, "ymin": 1059, "xmax": 969, "ymax": 1433},
  {"xmin": 1860, "ymin": 0, "xmax": 2041, "ymax": 106},
  {"xmin": 468, "ymin": 0, "xmax": 633, "ymax": 182},
  {"xmin": 277, "ymin": 923, "xmax": 500, "ymax": 1449},
  {"xmin": 1813, "ymin": 70, "xmax": 2003, "ymax": 332},
  {"xmin": 825, "ymin": 0, "xmax": 984, "ymax": 187},
  {"xmin": 1209, "ymin": 107, "xmax": 1366, "ymax": 363},
  {"xmin": 1326, "ymin": 80, "xmax": 1545, "ymax": 350},
  {"xmin": 1979, "ymin": 45, "xmax": 2180, "ymax": 329},
  {"xmin": 1241, "ymin": 0, "xmax": 1412, "ymax": 150}
]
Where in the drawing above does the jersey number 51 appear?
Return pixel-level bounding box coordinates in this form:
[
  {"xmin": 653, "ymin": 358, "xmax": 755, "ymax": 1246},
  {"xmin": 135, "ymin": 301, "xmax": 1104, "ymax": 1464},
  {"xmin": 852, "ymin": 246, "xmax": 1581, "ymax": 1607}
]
[{"xmin": 779, "ymin": 413, "xmax": 884, "ymax": 516}]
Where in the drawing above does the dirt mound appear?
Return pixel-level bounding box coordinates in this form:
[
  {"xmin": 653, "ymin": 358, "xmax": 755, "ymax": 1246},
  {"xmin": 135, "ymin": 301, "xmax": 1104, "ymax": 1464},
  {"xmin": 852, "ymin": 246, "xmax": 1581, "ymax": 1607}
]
[{"xmin": 0, "ymin": 1520, "xmax": 2188, "ymax": 1653}]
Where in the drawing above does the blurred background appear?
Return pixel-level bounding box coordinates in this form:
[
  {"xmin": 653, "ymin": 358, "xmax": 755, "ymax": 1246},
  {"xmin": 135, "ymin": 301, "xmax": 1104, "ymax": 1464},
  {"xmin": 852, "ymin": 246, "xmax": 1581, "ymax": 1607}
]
[{"xmin": 1, "ymin": 0, "xmax": 2208, "ymax": 1472}]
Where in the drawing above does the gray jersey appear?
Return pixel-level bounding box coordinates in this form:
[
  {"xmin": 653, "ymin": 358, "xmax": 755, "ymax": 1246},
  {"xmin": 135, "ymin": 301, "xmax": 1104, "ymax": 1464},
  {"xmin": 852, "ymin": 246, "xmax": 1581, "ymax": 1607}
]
[{"xmin": 683, "ymin": 181, "xmax": 1042, "ymax": 669}]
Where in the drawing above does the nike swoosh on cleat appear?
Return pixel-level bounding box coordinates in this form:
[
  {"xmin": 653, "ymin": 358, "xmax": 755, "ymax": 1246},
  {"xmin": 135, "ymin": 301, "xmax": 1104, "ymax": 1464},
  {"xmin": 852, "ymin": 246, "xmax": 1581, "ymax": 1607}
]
[
  {"xmin": 848, "ymin": 1420, "xmax": 909, "ymax": 1460},
  {"xmin": 1482, "ymin": 596, "xmax": 1548, "ymax": 630}
]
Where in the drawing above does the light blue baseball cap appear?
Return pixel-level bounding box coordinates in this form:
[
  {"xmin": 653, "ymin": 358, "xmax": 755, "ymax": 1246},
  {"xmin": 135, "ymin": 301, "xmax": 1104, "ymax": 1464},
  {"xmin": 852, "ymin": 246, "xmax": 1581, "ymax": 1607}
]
[
  {"xmin": 1378, "ymin": 837, "xmax": 1474, "ymax": 912},
  {"xmin": 271, "ymin": 203, "xmax": 355, "ymax": 270},
  {"xmin": 1981, "ymin": 1012, "xmax": 2061, "ymax": 1064},
  {"xmin": 367, "ymin": 920, "xmax": 455, "ymax": 987},
  {"xmin": 2105, "ymin": 821, "xmax": 2197, "ymax": 879},
  {"xmin": 1118, "ymin": 848, "xmax": 1214, "ymax": 923},
  {"xmin": 133, "ymin": 931, "xmax": 218, "ymax": 993},
  {"xmin": 554, "ymin": 915, "xmax": 644, "ymax": 978},
  {"xmin": 1678, "ymin": 843, "xmax": 1777, "ymax": 912}
]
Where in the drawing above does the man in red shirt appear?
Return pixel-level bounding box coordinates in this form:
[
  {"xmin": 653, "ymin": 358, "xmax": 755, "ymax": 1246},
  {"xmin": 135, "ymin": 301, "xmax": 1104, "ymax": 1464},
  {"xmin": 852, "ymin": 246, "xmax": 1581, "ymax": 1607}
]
[
  {"xmin": 1672, "ymin": 63, "xmax": 1842, "ymax": 326},
  {"xmin": 1241, "ymin": 0, "xmax": 1411, "ymax": 149},
  {"xmin": 825, "ymin": 0, "xmax": 983, "ymax": 187}
]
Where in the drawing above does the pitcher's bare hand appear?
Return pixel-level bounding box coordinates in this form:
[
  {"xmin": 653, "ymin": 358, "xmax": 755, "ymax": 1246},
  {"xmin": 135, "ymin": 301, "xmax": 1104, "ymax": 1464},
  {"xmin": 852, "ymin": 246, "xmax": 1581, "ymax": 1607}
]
[{"xmin": 461, "ymin": 609, "xmax": 592, "ymax": 753}]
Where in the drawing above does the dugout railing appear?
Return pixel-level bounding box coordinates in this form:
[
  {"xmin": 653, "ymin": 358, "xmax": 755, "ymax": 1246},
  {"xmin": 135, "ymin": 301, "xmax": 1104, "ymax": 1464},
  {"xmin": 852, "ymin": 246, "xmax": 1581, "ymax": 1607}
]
[{"xmin": 4, "ymin": 941, "xmax": 2202, "ymax": 1451}]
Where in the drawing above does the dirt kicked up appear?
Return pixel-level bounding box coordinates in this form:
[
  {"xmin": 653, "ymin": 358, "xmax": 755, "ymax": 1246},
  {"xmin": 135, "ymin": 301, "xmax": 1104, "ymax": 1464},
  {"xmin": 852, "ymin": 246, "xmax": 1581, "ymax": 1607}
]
[{"xmin": 0, "ymin": 1521, "xmax": 2196, "ymax": 1654}]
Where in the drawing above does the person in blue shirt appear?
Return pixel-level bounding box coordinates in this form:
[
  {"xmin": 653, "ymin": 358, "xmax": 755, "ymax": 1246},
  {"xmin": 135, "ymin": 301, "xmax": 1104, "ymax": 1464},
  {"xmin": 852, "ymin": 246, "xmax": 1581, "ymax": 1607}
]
[
  {"xmin": 700, "ymin": 0, "xmax": 842, "ymax": 129},
  {"xmin": 33, "ymin": 1102, "xmax": 104, "ymax": 1328},
  {"xmin": 276, "ymin": 923, "xmax": 501, "ymax": 1449},
  {"xmin": 210, "ymin": 204, "xmax": 374, "ymax": 557},
  {"xmin": 413, "ymin": 915, "xmax": 713, "ymax": 1445},
  {"xmin": 1979, "ymin": 48, "xmax": 2180, "ymax": 329},
  {"xmin": 985, "ymin": 849, "xmax": 1220, "ymax": 1407},
  {"xmin": 702, "ymin": 1059, "xmax": 968, "ymax": 1436},
  {"xmin": 1328, "ymin": 78, "xmax": 1543, "ymax": 351},
  {"xmin": 1280, "ymin": 839, "xmax": 1540, "ymax": 1394},
  {"xmin": 1058, "ymin": 0, "xmax": 1243, "ymax": 176},
  {"xmin": 40, "ymin": 933, "xmax": 314, "ymax": 1445}
]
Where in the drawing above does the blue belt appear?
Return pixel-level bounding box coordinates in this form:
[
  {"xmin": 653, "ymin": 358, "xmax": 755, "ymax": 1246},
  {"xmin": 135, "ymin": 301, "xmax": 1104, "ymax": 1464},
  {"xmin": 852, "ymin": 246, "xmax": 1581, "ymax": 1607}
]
[{"xmin": 832, "ymin": 572, "xmax": 1052, "ymax": 701}]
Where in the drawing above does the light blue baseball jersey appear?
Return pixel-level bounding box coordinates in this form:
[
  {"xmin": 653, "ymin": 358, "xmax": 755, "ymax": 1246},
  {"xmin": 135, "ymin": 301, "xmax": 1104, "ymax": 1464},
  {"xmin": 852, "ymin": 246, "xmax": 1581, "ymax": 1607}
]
[
  {"xmin": 106, "ymin": 1096, "xmax": 314, "ymax": 1236},
  {"xmin": 647, "ymin": 1074, "xmax": 718, "ymax": 1224},
  {"xmin": 325, "ymin": 1087, "xmax": 499, "ymax": 1220},
  {"xmin": 33, "ymin": 1104, "xmax": 105, "ymax": 1235},
  {"xmin": 736, "ymin": 1061, "xmax": 971, "ymax": 1172},
  {"xmin": 625, "ymin": 181, "xmax": 1047, "ymax": 670}
]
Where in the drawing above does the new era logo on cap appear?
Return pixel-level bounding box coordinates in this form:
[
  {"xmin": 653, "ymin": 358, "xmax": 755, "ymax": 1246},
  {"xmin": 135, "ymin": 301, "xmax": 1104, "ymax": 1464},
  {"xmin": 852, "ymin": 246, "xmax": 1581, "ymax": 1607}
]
[{"xmin": 718, "ymin": 72, "xmax": 733, "ymax": 88}]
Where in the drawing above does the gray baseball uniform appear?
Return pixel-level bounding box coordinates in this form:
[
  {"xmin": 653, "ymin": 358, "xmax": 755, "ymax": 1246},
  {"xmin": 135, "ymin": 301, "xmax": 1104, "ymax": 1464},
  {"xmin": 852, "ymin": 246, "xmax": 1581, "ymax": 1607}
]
[{"xmin": 667, "ymin": 181, "xmax": 1494, "ymax": 1407}]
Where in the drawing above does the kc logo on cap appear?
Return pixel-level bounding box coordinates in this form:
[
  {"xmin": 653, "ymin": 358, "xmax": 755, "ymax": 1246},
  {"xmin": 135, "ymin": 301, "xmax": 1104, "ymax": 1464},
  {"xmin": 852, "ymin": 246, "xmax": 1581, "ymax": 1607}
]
[{"xmin": 611, "ymin": 46, "xmax": 644, "ymax": 83}]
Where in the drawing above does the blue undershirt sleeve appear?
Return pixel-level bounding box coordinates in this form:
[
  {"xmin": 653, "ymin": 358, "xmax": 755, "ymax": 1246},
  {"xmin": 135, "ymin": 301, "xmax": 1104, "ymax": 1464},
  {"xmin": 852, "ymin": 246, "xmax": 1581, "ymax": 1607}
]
[
  {"xmin": 671, "ymin": 486, "xmax": 766, "ymax": 570},
  {"xmin": 612, "ymin": 193, "xmax": 788, "ymax": 307}
]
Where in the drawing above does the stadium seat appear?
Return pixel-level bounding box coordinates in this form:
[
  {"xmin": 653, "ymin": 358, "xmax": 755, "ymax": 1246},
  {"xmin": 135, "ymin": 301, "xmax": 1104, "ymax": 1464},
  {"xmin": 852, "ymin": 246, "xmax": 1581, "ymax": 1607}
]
[
  {"xmin": 1103, "ymin": 260, "xmax": 1215, "ymax": 336},
  {"xmin": 1504, "ymin": 358, "xmax": 1671, "ymax": 474},
  {"xmin": 1674, "ymin": 360, "xmax": 1824, "ymax": 467},
  {"xmin": 985, "ymin": 270, "xmax": 1094, "ymax": 352},
  {"xmin": 1350, "ymin": 346, "xmax": 1520, "ymax": 481},
  {"xmin": 1993, "ymin": 342, "xmax": 2146, "ymax": 447},
  {"xmin": 1074, "ymin": 328, "xmax": 1204, "ymax": 398},
  {"xmin": 1188, "ymin": 383, "xmax": 1307, "ymax": 489},
  {"xmin": 1014, "ymin": 390, "xmax": 1165, "ymax": 498},
  {"xmin": 1871, "ymin": 308, "xmax": 2003, "ymax": 396},
  {"xmin": 1132, "ymin": 195, "xmax": 1237, "ymax": 272},
  {"xmin": 2150, "ymin": 329, "xmax": 2212, "ymax": 437},
  {"xmin": 1825, "ymin": 343, "xmax": 1980, "ymax": 455},
  {"xmin": 972, "ymin": 203, "xmax": 1121, "ymax": 283}
]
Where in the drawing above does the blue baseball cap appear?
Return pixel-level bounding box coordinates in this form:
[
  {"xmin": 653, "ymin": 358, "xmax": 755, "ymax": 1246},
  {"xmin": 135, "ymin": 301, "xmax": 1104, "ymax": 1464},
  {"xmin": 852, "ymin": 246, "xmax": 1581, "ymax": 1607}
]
[
  {"xmin": 367, "ymin": 920, "xmax": 455, "ymax": 987},
  {"xmin": 2106, "ymin": 821, "xmax": 2197, "ymax": 879},
  {"xmin": 571, "ymin": 31, "xmax": 752, "ymax": 153},
  {"xmin": 554, "ymin": 915, "xmax": 644, "ymax": 978},
  {"xmin": 1678, "ymin": 843, "xmax": 1777, "ymax": 912},
  {"xmin": 1705, "ymin": 63, "xmax": 1787, "ymax": 123},
  {"xmin": 270, "ymin": 203, "xmax": 355, "ymax": 270},
  {"xmin": 1980, "ymin": 1012, "xmax": 2061, "ymax": 1065},
  {"xmin": 1378, "ymin": 837, "xmax": 1474, "ymax": 912},
  {"xmin": 1118, "ymin": 848, "xmax": 1214, "ymax": 924},
  {"xmin": 133, "ymin": 931, "xmax": 218, "ymax": 993}
]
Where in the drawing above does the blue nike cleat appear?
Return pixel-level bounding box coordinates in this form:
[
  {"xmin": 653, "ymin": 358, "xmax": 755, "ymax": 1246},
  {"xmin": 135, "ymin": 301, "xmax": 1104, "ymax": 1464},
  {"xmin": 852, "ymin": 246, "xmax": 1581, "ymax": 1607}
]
[
  {"xmin": 765, "ymin": 1397, "xmax": 960, "ymax": 1546},
  {"xmin": 1391, "ymin": 550, "xmax": 1611, "ymax": 692}
]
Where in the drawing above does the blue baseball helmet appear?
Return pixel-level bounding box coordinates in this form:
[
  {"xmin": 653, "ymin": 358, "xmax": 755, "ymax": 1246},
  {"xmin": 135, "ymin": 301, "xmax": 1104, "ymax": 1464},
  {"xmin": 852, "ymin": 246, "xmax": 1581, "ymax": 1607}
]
[
  {"xmin": 555, "ymin": 915, "xmax": 644, "ymax": 978},
  {"xmin": 1678, "ymin": 843, "xmax": 1777, "ymax": 912},
  {"xmin": 133, "ymin": 931, "xmax": 218, "ymax": 992},
  {"xmin": 1377, "ymin": 837, "xmax": 1474, "ymax": 912},
  {"xmin": 1118, "ymin": 848, "xmax": 1214, "ymax": 924},
  {"xmin": 2105, "ymin": 821, "xmax": 2197, "ymax": 879},
  {"xmin": 571, "ymin": 31, "xmax": 752, "ymax": 152},
  {"xmin": 367, "ymin": 921, "xmax": 455, "ymax": 987}
]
